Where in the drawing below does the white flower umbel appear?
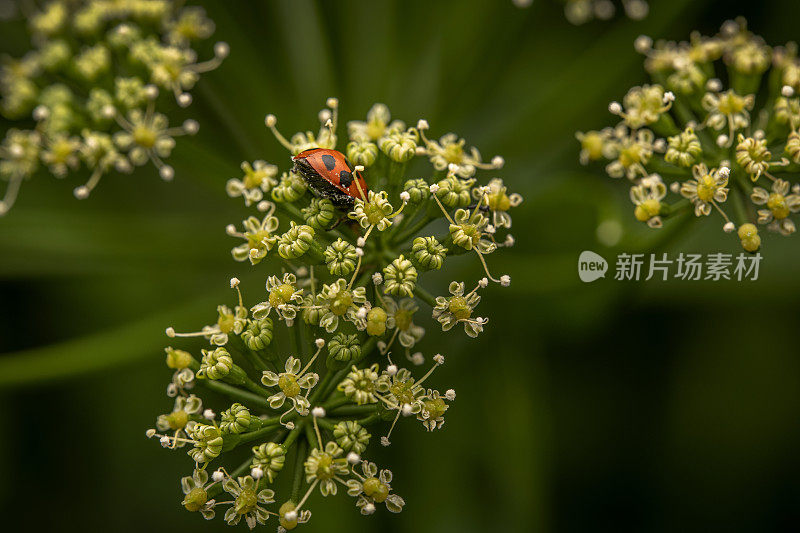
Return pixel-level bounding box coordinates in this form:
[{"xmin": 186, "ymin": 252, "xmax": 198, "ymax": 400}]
[{"xmin": 149, "ymin": 98, "xmax": 521, "ymax": 529}]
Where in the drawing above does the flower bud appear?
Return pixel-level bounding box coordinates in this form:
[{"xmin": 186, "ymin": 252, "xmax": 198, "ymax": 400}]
[
  {"xmin": 346, "ymin": 140, "xmax": 379, "ymax": 167},
  {"xmin": 383, "ymin": 256, "xmax": 418, "ymax": 297},
  {"xmin": 327, "ymin": 333, "xmax": 362, "ymax": 369},
  {"xmin": 165, "ymin": 346, "xmax": 194, "ymax": 369},
  {"xmin": 276, "ymin": 222, "xmax": 315, "ymax": 259},
  {"xmin": 411, "ymin": 236, "xmax": 448, "ymax": 271}
]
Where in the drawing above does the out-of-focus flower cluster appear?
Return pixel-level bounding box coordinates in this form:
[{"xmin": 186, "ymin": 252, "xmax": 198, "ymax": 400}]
[
  {"xmin": 512, "ymin": 0, "xmax": 648, "ymax": 25},
  {"xmin": 562, "ymin": 0, "xmax": 648, "ymax": 25},
  {"xmin": 147, "ymin": 99, "xmax": 522, "ymax": 529},
  {"xmin": 577, "ymin": 19, "xmax": 800, "ymax": 252},
  {"xmin": 0, "ymin": 0, "xmax": 227, "ymax": 214}
]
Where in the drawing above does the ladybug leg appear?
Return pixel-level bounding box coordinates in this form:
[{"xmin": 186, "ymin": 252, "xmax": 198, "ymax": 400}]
[
  {"xmin": 327, "ymin": 214, "xmax": 349, "ymax": 231},
  {"xmin": 466, "ymin": 201, "xmax": 490, "ymax": 213}
]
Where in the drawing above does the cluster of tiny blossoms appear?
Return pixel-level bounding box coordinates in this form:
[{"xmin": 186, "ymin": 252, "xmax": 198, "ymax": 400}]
[
  {"xmin": 146, "ymin": 99, "xmax": 522, "ymax": 529},
  {"xmin": 0, "ymin": 0, "xmax": 227, "ymax": 214},
  {"xmin": 577, "ymin": 19, "xmax": 800, "ymax": 252},
  {"xmin": 512, "ymin": 0, "xmax": 648, "ymax": 25}
]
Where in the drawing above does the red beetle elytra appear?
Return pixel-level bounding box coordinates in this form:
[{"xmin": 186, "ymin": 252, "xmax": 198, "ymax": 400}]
[{"xmin": 292, "ymin": 148, "xmax": 368, "ymax": 209}]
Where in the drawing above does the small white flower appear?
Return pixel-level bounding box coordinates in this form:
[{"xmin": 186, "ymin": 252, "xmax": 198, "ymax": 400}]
[
  {"xmin": 433, "ymin": 354, "xmax": 445, "ymax": 365},
  {"xmin": 212, "ymin": 469, "xmax": 225, "ymax": 483},
  {"xmin": 166, "ymin": 327, "xmax": 176, "ymax": 337},
  {"xmin": 347, "ymin": 452, "xmax": 361, "ymax": 464},
  {"xmin": 230, "ymin": 277, "xmax": 240, "ymax": 288},
  {"xmin": 608, "ymin": 101, "xmax": 622, "ymax": 115},
  {"xmin": 380, "ymin": 436, "xmax": 390, "ymax": 447},
  {"xmin": 782, "ymin": 85, "xmax": 795, "ymax": 98},
  {"xmin": 203, "ymin": 409, "xmax": 215, "ymax": 420},
  {"xmin": 312, "ymin": 406, "xmax": 326, "ymax": 418},
  {"xmin": 386, "ymin": 364, "xmax": 398, "ymax": 376},
  {"xmin": 251, "ymin": 467, "xmax": 264, "ymax": 479},
  {"xmin": 500, "ymin": 275, "xmax": 511, "ymax": 287},
  {"xmin": 723, "ymin": 222, "xmax": 736, "ymax": 233},
  {"xmin": 429, "ymin": 183, "xmax": 440, "ymax": 193},
  {"xmin": 445, "ymin": 389, "xmax": 456, "ymax": 400}
]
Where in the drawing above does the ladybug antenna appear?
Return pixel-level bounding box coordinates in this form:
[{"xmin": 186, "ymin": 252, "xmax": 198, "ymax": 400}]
[{"xmin": 264, "ymin": 114, "xmax": 295, "ymax": 152}]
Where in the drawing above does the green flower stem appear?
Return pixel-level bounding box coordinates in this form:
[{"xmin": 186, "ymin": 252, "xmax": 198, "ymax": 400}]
[
  {"xmin": 355, "ymin": 413, "xmax": 382, "ymax": 426},
  {"xmin": 309, "ymin": 370, "xmax": 335, "ymax": 404},
  {"xmin": 647, "ymin": 157, "xmax": 690, "ymax": 179},
  {"xmin": 386, "ymin": 160, "xmax": 408, "ymax": 200},
  {"xmin": 385, "ymin": 201, "xmax": 426, "ymax": 241},
  {"xmin": 283, "ymin": 421, "xmax": 306, "ymax": 449},
  {"xmin": 207, "ymin": 455, "xmax": 255, "ymax": 498},
  {"xmin": 392, "ymin": 209, "xmax": 438, "ymax": 245},
  {"xmin": 413, "ymin": 285, "xmax": 436, "ymax": 308},
  {"xmin": 242, "ymin": 376, "xmax": 268, "ymax": 396},
  {"xmin": 659, "ymin": 198, "xmax": 690, "ymax": 217},
  {"xmin": 291, "ymin": 438, "xmax": 308, "ymax": 502},
  {"xmin": 304, "ymin": 424, "xmax": 318, "ymax": 450},
  {"xmin": 197, "ymin": 380, "xmax": 267, "ymax": 410},
  {"xmin": 316, "ymin": 418, "xmax": 336, "ymax": 430},
  {"xmin": 321, "ymin": 395, "xmax": 350, "ymax": 411},
  {"xmin": 730, "ymin": 175, "xmax": 751, "ymax": 225},
  {"xmin": 327, "ymin": 404, "xmax": 380, "ymax": 417},
  {"xmin": 305, "ymin": 238, "xmax": 327, "ymax": 264},
  {"xmin": 227, "ymin": 336, "xmax": 270, "ymax": 373},
  {"xmin": 236, "ymin": 422, "xmax": 282, "ymax": 446}
]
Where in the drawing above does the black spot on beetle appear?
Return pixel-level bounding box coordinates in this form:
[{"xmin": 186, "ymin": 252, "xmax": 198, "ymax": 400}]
[
  {"xmin": 321, "ymin": 153, "xmax": 336, "ymax": 171},
  {"xmin": 339, "ymin": 170, "xmax": 353, "ymax": 187}
]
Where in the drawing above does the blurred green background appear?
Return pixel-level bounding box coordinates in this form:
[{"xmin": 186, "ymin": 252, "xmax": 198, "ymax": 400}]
[{"xmin": 1, "ymin": 0, "xmax": 799, "ymax": 531}]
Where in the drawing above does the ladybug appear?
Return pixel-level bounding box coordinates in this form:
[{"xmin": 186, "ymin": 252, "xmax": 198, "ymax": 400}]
[{"xmin": 292, "ymin": 148, "xmax": 368, "ymax": 210}]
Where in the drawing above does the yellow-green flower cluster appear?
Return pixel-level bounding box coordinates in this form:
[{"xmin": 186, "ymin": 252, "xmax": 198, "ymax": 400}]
[
  {"xmin": 150, "ymin": 99, "xmax": 522, "ymax": 529},
  {"xmin": 577, "ymin": 19, "xmax": 800, "ymax": 251},
  {"xmin": 0, "ymin": 0, "xmax": 226, "ymax": 214}
]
